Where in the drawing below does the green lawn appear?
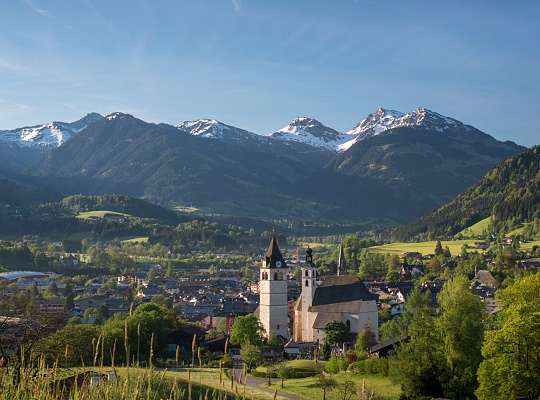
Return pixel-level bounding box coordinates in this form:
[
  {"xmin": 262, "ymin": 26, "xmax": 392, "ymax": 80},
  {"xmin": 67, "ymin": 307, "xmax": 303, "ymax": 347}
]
[
  {"xmin": 254, "ymin": 360, "xmax": 400, "ymax": 400},
  {"xmin": 265, "ymin": 372, "xmax": 400, "ymax": 400},
  {"xmin": 120, "ymin": 236, "xmax": 149, "ymax": 244},
  {"xmin": 369, "ymin": 240, "xmax": 478, "ymax": 256},
  {"xmin": 77, "ymin": 210, "xmax": 131, "ymax": 220},
  {"xmin": 457, "ymin": 217, "xmax": 492, "ymax": 237}
]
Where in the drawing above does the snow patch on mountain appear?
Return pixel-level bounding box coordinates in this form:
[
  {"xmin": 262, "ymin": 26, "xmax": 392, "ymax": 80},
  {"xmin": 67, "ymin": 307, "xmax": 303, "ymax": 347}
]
[
  {"xmin": 266, "ymin": 117, "xmax": 353, "ymax": 151},
  {"xmin": 178, "ymin": 119, "xmax": 231, "ymax": 138},
  {"xmin": 338, "ymin": 107, "xmax": 475, "ymax": 151},
  {"xmin": 0, "ymin": 113, "xmax": 103, "ymax": 151}
]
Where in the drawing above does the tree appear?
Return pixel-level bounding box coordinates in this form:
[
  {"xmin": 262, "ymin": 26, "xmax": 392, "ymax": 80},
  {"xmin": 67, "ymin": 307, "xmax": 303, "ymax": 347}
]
[
  {"xmin": 45, "ymin": 324, "xmax": 100, "ymax": 367},
  {"xmin": 275, "ymin": 362, "xmax": 293, "ymax": 388},
  {"xmin": 97, "ymin": 304, "xmax": 110, "ymax": 322},
  {"xmin": 266, "ymin": 330, "xmax": 282, "ymax": 346},
  {"xmin": 354, "ymin": 323, "xmax": 377, "ymax": 354},
  {"xmin": 240, "ymin": 340, "xmax": 263, "ymax": 370},
  {"xmin": 379, "ymin": 319, "xmax": 400, "ymax": 342},
  {"xmin": 390, "ymin": 288, "xmax": 445, "ymax": 399},
  {"xmin": 324, "ymin": 321, "xmax": 349, "ymax": 346},
  {"xmin": 337, "ymin": 378, "xmax": 356, "ymax": 400},
  {"xmin": 229, "ymin": 314, "xmax": 265, "ymax": 346},
  {"xmin": 476, "ymin": 274, "xmax": 540, "ymax": 400},
  {"xmin": 435, "ymin": 275, "xmax": 484, "ymax": 399},
  {"xmin": 216, "ymin": 317, "xmax": 227, "ymax": 333},
  {"xmin": 45, "ymin": 281, "xmax": 59, "ymax": 297},
  {"xmin": 434, "ymin": 240, "xmax": 443, "ymax": 257},
  {"xmin": 130, "ymin": 303, "xmax": 178, "ymax": 359},
  {"xmin": 392, "ymin": 279, "xmax": 485, "ymax": 400},
  {"xmin": 316, "ymin": 372, "xmax": 337, "ymax": 400},
  {"xmin": 320, "ymin": 341, "xmax": 331, "ymax": 361}
]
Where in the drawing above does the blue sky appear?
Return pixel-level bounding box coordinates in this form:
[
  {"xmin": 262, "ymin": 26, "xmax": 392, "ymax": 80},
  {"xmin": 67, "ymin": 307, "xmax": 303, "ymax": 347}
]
[{"xmin": 1, "ymin": 0, "xmax": 539, "ymax": 146}]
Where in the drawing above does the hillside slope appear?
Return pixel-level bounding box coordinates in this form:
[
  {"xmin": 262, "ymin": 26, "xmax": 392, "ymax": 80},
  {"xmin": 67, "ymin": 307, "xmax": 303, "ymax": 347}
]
[{"xmin": 394, "ymin": 145, "xmax": 540, "ymax": 240}]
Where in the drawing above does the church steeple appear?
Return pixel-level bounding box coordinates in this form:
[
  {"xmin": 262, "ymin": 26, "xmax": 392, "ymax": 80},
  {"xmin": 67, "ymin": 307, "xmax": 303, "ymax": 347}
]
[
  {"xmin": 259, "ymin": 234, "xmax": 289, "ymax": 340},
  {"xmin": 337, "ymin": 242, "xmax": 347, "ymax": 276},
  {"xmin": 263, "ymin": 234, "xmax": 287, "ymax": 269}
]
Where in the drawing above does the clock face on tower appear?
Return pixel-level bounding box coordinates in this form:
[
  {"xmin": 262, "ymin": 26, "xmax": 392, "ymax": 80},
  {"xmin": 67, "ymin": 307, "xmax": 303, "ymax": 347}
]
[{"xmin": 276, "ymin": 261, "xmax": 282, "ymax": 268}]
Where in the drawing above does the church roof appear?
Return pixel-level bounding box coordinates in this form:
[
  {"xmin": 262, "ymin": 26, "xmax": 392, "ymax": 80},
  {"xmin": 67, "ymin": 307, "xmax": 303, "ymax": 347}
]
[
  {"xmin": 262, "ymin": 234, "xmax": 287, "ymax": 269},
  {"xmin": 313, "ymin": 312, "xmax": 343, "ymax": 329},
  {"xmin": 309, "ymin": 275, "xmax": 374, "ymax": 313}
]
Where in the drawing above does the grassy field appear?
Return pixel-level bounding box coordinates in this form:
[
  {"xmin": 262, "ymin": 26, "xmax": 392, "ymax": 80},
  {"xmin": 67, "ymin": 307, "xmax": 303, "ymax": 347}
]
[
  {"xmin": 457, "ymin": 217, "xmax": 491, "ymax": 237},
  {"xmin": 370, "ymin": 238, "xmax": 540, "ymax": 257},
  {"xmin": 172, "ymin": 205, "xmax": 200, "ymax": 213},
  {"xmin": 272, "ymin": 373, "xmax": 400, "ymax": 400},
  {"xmin": 120, "ymin": 236, "xmax": 149, "ymax": 244},
  {"xmin": 77, "ymin": 210, "xmax": 131, "ymax": 220},
  {"xmin": 163, "ymin": 367, "xmax": 292, "ymax": 400},
  {"xmin": 254, "ymin": 360, "xmax": 400, "ymax": 400},
  {"xmin": 369, "ymin": 240, "xmax": 478, "ymax": 256}
]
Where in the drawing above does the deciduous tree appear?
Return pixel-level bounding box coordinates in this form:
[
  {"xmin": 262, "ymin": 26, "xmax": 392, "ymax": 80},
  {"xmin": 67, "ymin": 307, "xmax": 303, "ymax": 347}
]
[
  {"xmin": 324, "ymin": 320, "xmax": 349, "ymax": 346},
  {"xmin": 229, "ymin": 314, "xmax": 265, "ymax": 346},
  {"xmin": 476, "ymin": 274, "xmax": 540, "ymax": 400}
]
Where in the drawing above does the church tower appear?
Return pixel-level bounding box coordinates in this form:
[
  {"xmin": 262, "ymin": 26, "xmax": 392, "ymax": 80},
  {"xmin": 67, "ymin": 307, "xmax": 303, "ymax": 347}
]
[
  {"xmin": 259, "ymin": 234, "xmax": 289, "ymax": 339},
  {"xmin": 337, "ymin": 242, "xmax": 347, "ymax": 276},
  {"xmin": 301, "ymin": 247, "xmax": 317, "ymax": 342}
]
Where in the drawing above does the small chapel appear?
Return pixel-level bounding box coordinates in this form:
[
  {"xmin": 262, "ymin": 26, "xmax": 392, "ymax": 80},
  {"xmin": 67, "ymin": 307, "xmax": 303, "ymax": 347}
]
[{"xmin": 257, "ymin": 235, "xmax": 378, "ymax": 344}]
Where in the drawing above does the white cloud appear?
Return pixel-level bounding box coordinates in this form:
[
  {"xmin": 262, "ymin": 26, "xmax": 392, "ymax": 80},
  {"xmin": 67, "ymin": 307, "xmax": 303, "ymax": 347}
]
[
  {"xmin": 231, "ymin": 0, "xmax": 241, "ymax": 13},
  {"xmin": 23, "ymin": 0, "xmax": 54, "ymax": 19}
]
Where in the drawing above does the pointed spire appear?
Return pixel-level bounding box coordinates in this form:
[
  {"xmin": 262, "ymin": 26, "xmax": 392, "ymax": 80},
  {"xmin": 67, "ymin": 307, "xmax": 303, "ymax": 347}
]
[
  {"xmin": 263, "ymin": 234, "xmax": 286, "ymax": 269},
  {"xmin": 337, "ymin": 242, "xmax": 347, "ymax": 276}
]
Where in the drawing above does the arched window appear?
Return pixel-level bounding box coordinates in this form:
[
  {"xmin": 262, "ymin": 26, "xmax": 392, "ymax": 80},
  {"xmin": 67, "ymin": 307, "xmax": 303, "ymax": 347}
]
[
  {"xmin": 274, "ymin": 272, "xmax": 278, "ymax": 281},
  {"xmin": 305, "ymin": 270, "xmax": 309, "ymax": 277},
  {"xmin": 278, "ymin": 272, "xmax": 283, "ymax": 280},
  {"xmin": 346, "ymin": 320, "xmax": 351, "ymax": 332},
  {"xmin": 305, "ymin": 279, "xmax": 309, "ymax": 287}
]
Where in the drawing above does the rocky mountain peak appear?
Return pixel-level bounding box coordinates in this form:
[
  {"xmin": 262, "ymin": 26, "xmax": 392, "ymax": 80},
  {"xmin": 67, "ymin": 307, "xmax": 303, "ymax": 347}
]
[
  {"xmin": 0, "ymin": 112, "xmax": 103, "ymax": 151},
  {"xmin": 178, "ymin": 119, "xmax": 229, "ymax": 138}
]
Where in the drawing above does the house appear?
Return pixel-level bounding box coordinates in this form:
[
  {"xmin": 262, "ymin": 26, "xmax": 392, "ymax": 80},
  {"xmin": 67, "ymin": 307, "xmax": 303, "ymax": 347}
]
[
  {"xmin": 37, "ymin": 299, "xmax": 66, "ymax": 314},
  {"xmin": 474, "ymin": 270, "xmax": 498, "ymax": 288},
  {"xmin": 74, "ymin": 295, "xmax": 132, "ymax": 314},
  {"xmin": 369, "ymin": 335, "xmax": 403, "ymax": 357},
  {"xmin": 137, "ymin": 284, "xmax": 165, "ymax": 300},
  {"xmin": 14, "ymin": 279, "xmax": 66, "ymax": 293},
  {"xmin": 60, "ymin": 254, "xmax": 79, "ymax": 266},
  {"xmin": 167, "ymin": 325, "xmax": 206, "ymax": 354}
]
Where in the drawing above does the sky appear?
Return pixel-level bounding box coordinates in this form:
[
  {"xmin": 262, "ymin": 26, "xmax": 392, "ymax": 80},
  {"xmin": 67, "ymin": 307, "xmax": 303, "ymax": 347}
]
[{"xmin": 0, "ymin": 0, "xmax": 539, "ymax": 146}]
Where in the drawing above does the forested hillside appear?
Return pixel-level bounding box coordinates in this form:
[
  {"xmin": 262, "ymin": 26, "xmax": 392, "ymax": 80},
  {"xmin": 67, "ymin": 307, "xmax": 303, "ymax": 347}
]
[
  {"xmin": 395, "ymin": 145, "xmax": 540, "ymax": 240},
  {"xmin": 0, "ymin": 176, "xmax": 61, "ymax": 205},
  {"xmin": 58, "ymin": 194, "xmax": 181, "ymax": 221}
]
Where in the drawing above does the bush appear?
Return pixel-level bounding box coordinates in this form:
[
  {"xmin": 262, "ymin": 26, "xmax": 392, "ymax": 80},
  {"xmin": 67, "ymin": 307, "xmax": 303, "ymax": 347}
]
[
  {"xmin": 348, "ymin": 357, "xmax": 389, "ymax": 375},
  {"xmin": 325, "ymin": 356, "xmax": 347, "ymax": 374}
]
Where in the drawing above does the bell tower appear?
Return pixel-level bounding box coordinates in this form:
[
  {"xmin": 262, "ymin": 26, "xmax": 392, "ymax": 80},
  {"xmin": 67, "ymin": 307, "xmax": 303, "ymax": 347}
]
[
  {"xmin": 301, "ymin": 247, "xmax": 317, "ymax": 342},
  {"xmin": 259, "ymin": 234, "xmax": 289, "ymax": 340}
]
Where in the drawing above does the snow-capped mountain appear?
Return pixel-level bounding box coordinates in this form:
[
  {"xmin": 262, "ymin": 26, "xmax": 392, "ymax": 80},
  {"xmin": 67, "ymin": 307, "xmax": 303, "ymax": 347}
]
[
  {"xmin": 0, "ymin": 112, "xmax": 103, "ymax": 151},
  {"xmin": 266, "ymin": 117, "xmax": 352, "ymax": 151},
  {"xmin": 338, "ymin": 107, "xmax": 477, "ymax": 151},
  {"xmin": 177, "ymin": 118, "xmax": 261, "ymax": 143}
]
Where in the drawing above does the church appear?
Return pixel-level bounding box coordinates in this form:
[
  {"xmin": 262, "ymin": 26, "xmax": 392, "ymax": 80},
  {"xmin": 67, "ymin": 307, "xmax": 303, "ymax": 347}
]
[{"xmin": 257, "ymin": 235, "xmax": 378, "ymax": 344}]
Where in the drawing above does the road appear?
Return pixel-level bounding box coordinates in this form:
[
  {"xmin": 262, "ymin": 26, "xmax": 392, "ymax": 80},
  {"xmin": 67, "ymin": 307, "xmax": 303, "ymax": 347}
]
[{"xmin": 231, "ymin": 356, "xmax": 307, "ymax": 400}]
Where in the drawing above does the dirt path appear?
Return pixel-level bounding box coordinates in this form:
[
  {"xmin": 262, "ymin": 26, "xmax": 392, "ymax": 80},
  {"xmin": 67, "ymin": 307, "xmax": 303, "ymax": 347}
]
[{"xmin": 231, "ymin": 357, "xmax": 307, "ymax": 400}]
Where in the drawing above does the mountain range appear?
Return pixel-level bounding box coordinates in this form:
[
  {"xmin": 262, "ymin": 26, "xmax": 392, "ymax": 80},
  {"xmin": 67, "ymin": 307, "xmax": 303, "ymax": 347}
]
[{"xmin": 1, "ymin": 107, "xmax": 525, "ymax": 224}]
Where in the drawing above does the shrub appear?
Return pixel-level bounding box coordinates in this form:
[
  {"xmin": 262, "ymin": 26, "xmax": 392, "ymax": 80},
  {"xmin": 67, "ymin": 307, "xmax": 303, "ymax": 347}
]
[
  {"xmin": 325, "ymin": 356, "xmax": 347, "ymax": 374},
  {"xmin": 348, "ymin": 357, "xmax": 389, "ymax": 375}
]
